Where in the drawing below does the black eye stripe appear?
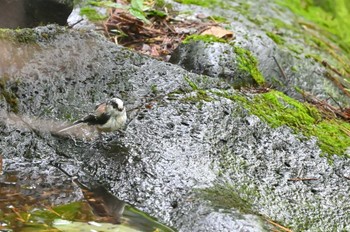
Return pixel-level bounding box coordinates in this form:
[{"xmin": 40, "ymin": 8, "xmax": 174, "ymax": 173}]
[
  {"xmin": 109, "ymin": 101, "xmax": 123, "ymax": 111},
  {"xmin": 111, "ymin": 101, "xmax": 119, "ymax": 108}
]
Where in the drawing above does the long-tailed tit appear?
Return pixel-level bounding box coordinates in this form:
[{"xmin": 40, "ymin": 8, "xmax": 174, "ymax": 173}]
[{"xmin": 58, "ymin": 97, "xmax": 127, "ymax": 133}]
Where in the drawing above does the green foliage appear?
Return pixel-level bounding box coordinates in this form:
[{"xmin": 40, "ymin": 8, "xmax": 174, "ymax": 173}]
[
  {"xmin": 52, "ymin": 202, "xmax": 87, "ymax": 220},
  {"xmin": 1, "ymin": 200, "xmax": 173, "ymax": 231},
  {"xmin": 89, "ymin": 0, "xmax": 168, "ymax": 23},
  {"xmin": 276, "ymin": 0, "xmax": 350, "ymax": 54},
  {"xmin": 88, "ymin": 0, "xmax": 124, "ymax": 9},
  {"xmin": 129, "ymin": 0, "xmax": 150, "ymax": 23},
  {"xmin": 233, "ymin": 46, "xmax": 265, "ymax": 86},
  {"xmin": 80, "ymin": 7, "xmax": 107, "ymax": 21},
  {"xmin": 0, "ymin": 201, "xmax": 93, "ymax": 230},
  {"xmin": 125, "ymin": 205, "xmax": 176, "ymax": 232},
  {"xmin": 271, "ymin": 2, "xmax": 350, "ymax": 78}
]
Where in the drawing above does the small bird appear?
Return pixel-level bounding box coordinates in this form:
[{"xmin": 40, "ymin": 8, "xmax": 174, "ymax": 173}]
[{"xmin": 58, "ymin": 97, "xmax": 127, "ymax": 133}]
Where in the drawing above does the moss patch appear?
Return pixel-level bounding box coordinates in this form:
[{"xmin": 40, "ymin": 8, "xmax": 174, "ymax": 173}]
[
  {"xmin": 217, "ymin": 90, "xmax": 350, "ymax": 157},
  {"xmin": 209, "ymin": 15, "xmax": 229, "ymax": 23},
  {"xmin": 182, "ymin": 38, "xmax": 266, "ymax": 87},
  {"xmin": 266, "ymin": 31, "xmax": 285, "ymax": 45},
  {"xmin": 0, "ymin": 76, "xmax": 19, "ymax": 113},
  {"xmin": 199, "ymin": 184, "xmax": 255, "ymax": 214},
  {"xmin": 276, "ymin": 0, "xmax": 350, "ymax": 54},
  {"xmin": 181, "ymin": 76, "xmax": 213, "ymax": 103},
  {"xmin": 233, "ymin": 46, "xmax": 265, "ymax": 86},
  {"xmin": 174, "ymin": 0, "xmax": 219, "ymax": 7},
  {"xmin": 275, "ymin": 0, "xmax": 350, "ymax": 85},
  {"xmin": 0, "ymin": 27, "xmax": 64, "ymax": 43},
  {"xmin": 0, "ymin": 28, "xmax": 36, "ymax": 43},
  {"xmin": 183, "ymin": 34, "xmax": 227, "ymax": 44}
]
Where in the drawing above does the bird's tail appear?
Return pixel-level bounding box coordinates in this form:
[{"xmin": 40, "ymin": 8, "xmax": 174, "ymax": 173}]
[{"xmin": 57, "ymin": 122, "xmax": 82, "ymax": 133}]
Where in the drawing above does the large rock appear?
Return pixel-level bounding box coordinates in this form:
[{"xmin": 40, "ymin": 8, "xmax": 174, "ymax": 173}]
[
  {"xmin": 168, "ymin": 0, "xmax": 350, "ymax": 108},
  {"xmin": 1, "ymin": 26, "xmax": 349, "ymax": 231}
]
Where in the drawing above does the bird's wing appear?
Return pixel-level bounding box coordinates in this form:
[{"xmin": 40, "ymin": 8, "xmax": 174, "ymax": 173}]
[
  {"xmin": 95, "ymin": 102, "xmax": 107, "ymax": 116},
  {"xmin": 57, "ymin": 102, "xmax": 110, "ymax": 133},
  {"xmin": 57, "ymin": 113, "xmax": 110, "ymax": 133},
  {"xmin": 77, "ymin": 113, "xmax": 111, "ymax": 126}
]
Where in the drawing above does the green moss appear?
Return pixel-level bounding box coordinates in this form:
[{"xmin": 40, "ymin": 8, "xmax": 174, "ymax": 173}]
[
  {"xmin": 151, "ymin": 84, "xmax": 158, "ymax": 94},
  {"xmin": 0, "ymin": 76, "xmax": 19, "ymax": 113},
  {"xmin": 275, "ymin": 0, "xmax": 350, "ymax": 78},
  {"xmin": 14, "ymin": 29, "xmax": 36, "ymax": 43},
  {"xmin": 181, "ymin": 91, "xmax": 213, "ymax": 103},
  {"xmin": 305, "ymin": 53, "xmax": 322, "ymax": 63},
  {"xmin": 270, "ymin": 18, "xmax": 298, "ymax": 33},
  {"xmin": 291, "ymin": 66, "xmax": 298, "ymax": 72},
  {"xmin": 286, "ymin": 43, "xmax": 303, "ymax": 55},
  {"xmin": 276, "ymin": 0, "xmax": 350, "ymax": 54},
  {"xmin": 209, "ymin": 15, "xmax": 229, "ymax": 23},
  {"xmin": 0, "ymin": 28, "xmax": 36, "ymax": 43},
  {"xmin": 0, "ymin": 29, "xmax": 10, "ymax": 40},
  {"xmin": 308, "ymin": 36, "xmax": 328, "ymax": 49},
  {"xmin": 182, "ymin": 76, "xmax": 213, "ymax": 102},
  {"xmin": 266, "ymin": 31, "xmax": 285, "ymax": 45},
  {"xmin": 183, "ymin": 34, "xmax": 227, "ymax": 44},
  {"xmin": 199, "ymin": 184, "xmax": 255, "ymax": 214},
  {"xmin": 174, "ymin": 0, "xmax": 219, "ymax": 7},
  {"xmin": 251, "ymin": 91, "xmax": 321, "ymax": 127},
  {"xmin": 246, "ymin": 15, "xmax": 263, "ymax": 26},
  {"xmin": 231, "ymin": 2, "xmax": 251, "ymax": 18},
  {"xmin": 0, "ymin": 27, "xmax": 64, "ymax": 43},
  {"xmin": 80, "ymin": 7, "xmax": 107, "ymax": 21},
  {"xmin": 184, "ymin": 76, "xmax": 199, "ymax": 90},
  {"xmin": 233, "ymin": 46, "xmax": 265, "ymax": 86},
  {"xmin": 315, "ymin": 121, "xmax": 350, "ymax": 156},
  {"xmin": 225, "ymin": 90, "xmax": 350, "ymax": 157}
]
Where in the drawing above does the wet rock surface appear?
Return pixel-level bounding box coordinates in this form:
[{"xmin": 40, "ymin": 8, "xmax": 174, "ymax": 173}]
[
  {"xmin": 0, "ymin": 26, "xmax": 349, "ymax": 231},
  {"xmin": 170, "ymin": 41, "xmax": 258, "ymax": 88},
  {"xmin": 168, "ymin": 0, "xmax": 350, "ymax": 108}
]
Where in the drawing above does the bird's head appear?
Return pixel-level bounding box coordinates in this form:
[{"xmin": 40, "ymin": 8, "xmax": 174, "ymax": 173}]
[{"xmin": 106, "ymin": 97, "xmax": 125, "ymax": 115}]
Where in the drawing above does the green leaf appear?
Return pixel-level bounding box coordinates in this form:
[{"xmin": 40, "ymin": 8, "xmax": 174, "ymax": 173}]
[
  {"xmin": 131, "ymin": 0, "xmax": 144, "ymax": 11},
  {"xmin": 129, "ymin": 8, "xmax": 150, "ymax": 23},
  {"xmin": 147, "ymin": 9, "xmax": 167, "ymax": 17},
  {"xmin": 88, "ymin": 1, "xmax": 125, "ymax": 9}
]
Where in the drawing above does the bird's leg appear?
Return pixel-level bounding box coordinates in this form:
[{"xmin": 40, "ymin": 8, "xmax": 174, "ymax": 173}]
[
  {"xmin": 117, "ymin": 129, "xmax": 126, "ymax": 136},
  {"xmin": 97, "ymin": 131, "xmax": 111, "ymax": 150}
]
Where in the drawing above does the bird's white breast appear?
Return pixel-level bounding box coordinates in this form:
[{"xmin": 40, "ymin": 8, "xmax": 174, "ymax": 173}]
[{"xmin": 97, "ymin": 111, "xmax": 127, "ymax": 132}]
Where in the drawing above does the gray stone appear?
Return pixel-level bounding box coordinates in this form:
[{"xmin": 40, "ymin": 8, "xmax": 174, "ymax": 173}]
[{"xmin": 0, "ymin": 21, "xmax": 349, "ymax": 232}]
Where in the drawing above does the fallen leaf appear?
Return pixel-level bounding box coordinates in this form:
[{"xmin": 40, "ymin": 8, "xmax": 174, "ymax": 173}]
[{"xmin": 200, "ymin": 26, "xmax": 234, "ymax": 40}]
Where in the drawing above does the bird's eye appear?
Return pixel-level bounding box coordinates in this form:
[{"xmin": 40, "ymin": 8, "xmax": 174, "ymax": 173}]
[{"xmin": 111, "ymin": 101, "xmax": 118, "ymax": 108}]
